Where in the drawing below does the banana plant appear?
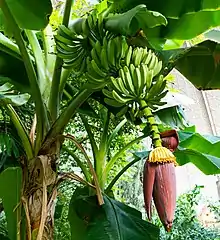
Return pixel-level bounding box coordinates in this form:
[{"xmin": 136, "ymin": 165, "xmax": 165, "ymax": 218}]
[{"xmin": 1, "ymin": 0, "xmax": 220, "ymax": 239}]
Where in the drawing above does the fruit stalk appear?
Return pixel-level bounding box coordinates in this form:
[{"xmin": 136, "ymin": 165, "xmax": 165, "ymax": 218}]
[{"xmin": 139, "ymin": 99, "xmax": 162, "ymax": 148}]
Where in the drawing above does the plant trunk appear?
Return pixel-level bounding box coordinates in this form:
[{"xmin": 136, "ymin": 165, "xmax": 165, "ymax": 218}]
[{"xmin": 25, "ymin": 154, "xmax": 58, "ymax": 239}]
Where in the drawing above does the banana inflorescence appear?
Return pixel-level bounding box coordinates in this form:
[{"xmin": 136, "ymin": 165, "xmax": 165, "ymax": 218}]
[{"xmin": 55, "ymin": 9, "xmax": 176, "ymax": 232}]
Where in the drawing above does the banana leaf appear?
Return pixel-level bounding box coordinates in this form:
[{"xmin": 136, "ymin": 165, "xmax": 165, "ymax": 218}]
[
  {"xmin": 0, "ymin": 0, "xmax": 52, "ymax": 30},
  {"xmin": 0, "ymin": 167, "xmax": 22, "ymax": 240},
  {"xmin": 0, "ymin": 81, "xmax": 30, "ymax": 106},
  {"xmin": 68, "ymin": 187, "xmax": 160, "ymax": 240},
  {"xmin": 106, "ymin": 0, "xmax": 220, "ymax": 49},
  {"xmin": 105, "ymin": 4, "xmax": 167, "ymax": 36}
]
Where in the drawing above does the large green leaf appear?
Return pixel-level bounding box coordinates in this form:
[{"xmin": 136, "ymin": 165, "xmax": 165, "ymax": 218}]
[
  {"xmin": 155, "ymin": 105, "xmax": 190, "ymax": 131},
  {"xmin": 0, "ymin": 0, "xmax": 52, "ymax": 30},
  {"xmin": 175, "ymin": 131, "xmax": 220, "ymax": 175},
  {"xmin": 68, "ymin": 187, "xmax": 88, "ymax": 240},
  {"xmin": 68, "ymin": 187, "xmax": 160, "ymax": 240},
  {"xmin": 110, "ymin": 0, "xmax": 220, "ymax": 18},
  {"xmin": 175, "ymin": 40, "xmax": 220, "ymax": 89},
  {"xmin": 0, "ymin": 50, "xmax": 30, "ymax": 93},
  {"xmin": 105, "ymin": 4, "xmax": 167, "ymax": 36},
  {"xmin": 0, "ymin": 32, "xmax": 21, "ymax": 60},
  {"xmin": 0, "ymin": 167, "xmax": 22, "ymax": 240},
  {"xmin": 159, "ymin": 39, "xmax": 220, "ymax": 90},
  {"xmin": 0, "ymin": 81, "xmax": 30, "ymax": 106},
  {"xmin": 109, "ymin": 0, "xmax": 220, "ymax": 48}
]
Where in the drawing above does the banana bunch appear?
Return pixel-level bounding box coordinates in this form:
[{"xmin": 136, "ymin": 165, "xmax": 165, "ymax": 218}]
[
  {"xmin": 122, "ymin": 46, "xmax": 162, "ymax": 77},
  {"xmin": 55, "ymin": 10, "xmax": 108, "ymax": 73},
  {"xmin": 55, "ymin": 25, "xmax": 88, "ymax": 72},
  {"xmin": 144, "ymin": 75, "xmax": 168, "ymax": 111},
  {"xmin": 85, "ymin": 36, "xmax": 129, "ymax": 90},
  {"xmin": 103, "ymin": 45, "xmax": 167, "ymax": 112}
]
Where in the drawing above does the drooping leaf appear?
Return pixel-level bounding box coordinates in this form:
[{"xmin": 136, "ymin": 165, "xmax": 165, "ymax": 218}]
[
  {"xmin": 68, "ymin": 187, "xmax": 89, "ymax": 240},
  {"xmin": 164, "ymin": 11, "xmax": 220, "ymax": 40},
  {"xmin": 68, "ymin": 187, "xmax": 160, "ymax": 240},
  {"xmin": 175, "ymin": 40, "xmax": 220, "ymax": 89},
  {"xmin": 159, "ymin": 39, "xmax": 220, "ymax": 90},
  {"xmin": 0, "ymin": 167, "xmax": 22, "ymax": 240},
  {"xmin": 0, "ymin": 51, "xmax": 30, "ymax": 93},
  {"xmin": 108, "ymin": 0, "xmax": 220, "ymax": 49},
  {"xmin": 0, "ymin": 80, "xmax": 30, "ymax": 106},
  {"xmin": 175, "ymin": 131, "xmax": 220, "ymax": 175},
  {"xmin": 0, "ymin": 0, "xmax": 52, "ymax": 30},
  {"xmin": 155, "ymin": 105, "xmax": 190, "ymax": 131},
  {"xmin": 110, "ymin": 0, "xmax": 220, "ymax": 18},
  {"xmin": 87, "ymin": 196, "xmax": 159, "ymax": 240},
  {"xmin": 0, "ymin": 32, "xmax": 21, "ymax": 60},
  {"xmin": 105, "ymin": 5, "xmax": 167, "ymax": 36}
]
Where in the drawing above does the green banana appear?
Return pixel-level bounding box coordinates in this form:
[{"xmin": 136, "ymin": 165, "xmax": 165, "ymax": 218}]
[
  {"xmin": 125, "ymin": 46, "xmax": 133, "ymax": 66},
  {"xmin": 129, "ymin": 64, "xmax": 138, "ymax": 94},
  {"xmin": 148, "ymin": 100, "xmax": 167, "ymax": 107},
  {"xmin": 82, "ymin": 18, "xmax": 89, "ymax": 36},
  {"xmin": 153, "ymin": 60, "xmax": 162, "ymax": 76},
  {"xmin": 143, "ymin": 49, "xmax": 152, "ymax": 65},
  {"xmin": 91, "ymin": 48, "xmax": 101, "ymax": 66},
  {"xmin": 103, "ymin": 88, "xmax": 114, "ymax": 99},
  {"xmin": 145, "ymin": 68, "xmax": 154, "ymax": 91},
  {"xmin": 146, "ymin": 102, "xmax": 159, "ymax": 111},
  {"xmin": 121, "ymin": 38, "xmax": 128, "ymax": 59},
  {"xmin": 104, "ymin": 98, "xmax": 124, "ymax": 107},
  {"xmin": 148, "ymin": 53, "xmax": 157, "ymax": 70},
  {"xmin": 100, "ymin": 47, "xmax": 109, "ymax": 71},
  {"xmin": 117, "ymin": 77, "xmax": 131, "ymax": 97},
  {"xmin": 59, "ymin": 47, "xmax": 82, "ymax": 62},
  {"xmin": 63, "ymin": 54, "xmax": 83, "ymax": 69},
  {"xmin": 91, "ymin": 59, "xmax": 107, "ymax": 78},
  {"xmin": 123, "ymin": 66, "xmax": 135, "ymax": 95},
  {"xmin": 139, "ymin": 63, "xmax": 147, "ymax": 95},
  {"xmin": 133, "ymin": 47, "xmax": 143, "ymax": 67},
  {"xmin": 56, "ymin": 41, "xmax": 79, "ymax": 52},
  {"xmin": 87, "ymin": 72, "xmax": 105, "ymax": 84},
  {"xmin": 70, "ymin": 56, "xmax": 86, "ymax": 72},
  {"xmin": 94, "ymin": 41, "xmax": 102, "ymax": 56},
  {"xmin": 112, "ymin": 90, "xmax": 132, "ymax": 104},
  {"xmin": 55, "ymin": 35, "xmax": 75, "ymax": 45},
  {"xmin": 134, "ymin": 67, "xmax": 142, "ymax": 96},
  {"xmin": 87, "ymin": 14, "xmax": 95, "ymax": 30},
  {"xmin": 103, "ymin": 36, "xmax": 108, "ymax": 48},
  {"xmin": 111, "ymin": 77, "xmax": 124, "ymax": 94},
  {"xmin": 63, "ymin": 48, "xmax": 85, "ymax": 64},
  {"xmin": 156, "ymin": 78, "xmax": 167, "ymax": 96},
  {"xmin": 154, "ymin": 90, "xmax": 169, "ymax": 101},
  {"xmin": 98, "ymin": 13, "xmax": 104, "ymax": 38},
  {"xmin": 64, "ymin": 52, "xmax": 86, "ymax": 71},
  {"xmin": 146, "ymin": 75, "xmax": 166, "ymax": 100},
  {"xmin": 86, "ymin": 57, "xmax": 103, "ymax": 79},
  {"xmin": 77, "ymin": 58, "xmax": 86, "ymax": 73},
  {"xmin": 57, "ymin": 25, "xmax": 82, "ymax": 41},
  {"xmin": 114, "ymin": 37, "xmax": 122, "ymax": 68},
  {"xmin": 107, "ymin": 39, "xmax": 116, "ymax": 67}
]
